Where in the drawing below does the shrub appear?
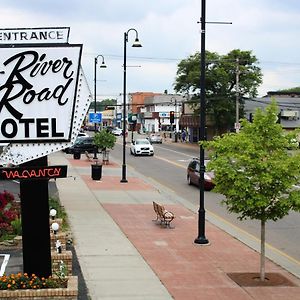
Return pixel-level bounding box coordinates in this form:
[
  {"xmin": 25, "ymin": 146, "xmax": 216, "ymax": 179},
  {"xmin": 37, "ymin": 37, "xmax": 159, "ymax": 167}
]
[
  {"xmin": 0, "ymin": 273, "xmax": 67, "ymax": 290},
  {"xmin": 0, "ymin": 191, "xmax": 18, "ymax": 236}
]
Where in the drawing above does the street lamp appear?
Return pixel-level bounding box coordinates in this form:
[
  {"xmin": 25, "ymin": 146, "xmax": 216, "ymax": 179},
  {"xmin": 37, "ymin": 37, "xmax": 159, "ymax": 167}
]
[
  {"xmin": 131, "ymin": 115, "xmax": 137, "ymax": 142},
  {"xmin": 93, "ymin": 54, "xmax": 107, "ymax": 159},
  {"xmin": 121, "ymin": 28, "xmax": 142, "ymax": 183},
  {"xmin": 170, "ymin": 97, "xmax": 178, "ymax": 142},
  {"xmin": 194, "ymin": 0, "xmax": 209, "ymax": 245}
]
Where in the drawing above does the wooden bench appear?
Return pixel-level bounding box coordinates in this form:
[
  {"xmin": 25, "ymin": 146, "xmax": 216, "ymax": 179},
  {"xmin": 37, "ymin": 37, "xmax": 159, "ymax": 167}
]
[
  {"xmin": 85, "ymin": 151, "xmax": 93, "ymax": 161},
  {"xmin": 85, "ymin": 151, "xmax": 101, "ymax": 163},
  {"xmin": 152, "ymin": 201, "xmax": 175, "ymax": 228}
]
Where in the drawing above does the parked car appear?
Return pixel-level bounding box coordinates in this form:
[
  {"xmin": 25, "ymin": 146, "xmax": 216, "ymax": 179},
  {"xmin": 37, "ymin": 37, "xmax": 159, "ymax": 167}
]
[
  {"xmin": 65, "ymin": 136, "xmax": 97, "ymax": 154},
  {"xmin": 187, "ymin": 158, "xmax": 215, "ymax": 191},
  {"xmin": 111, "ymin": 128, "xmax": 123, "ymax": 136},
  {"xmin": 130, "ymin": 138, "xmax": 154, "ymax": 156},
  {"xmin": 149, "ymin": 133, "xmax": 163, "ymax": 144}
]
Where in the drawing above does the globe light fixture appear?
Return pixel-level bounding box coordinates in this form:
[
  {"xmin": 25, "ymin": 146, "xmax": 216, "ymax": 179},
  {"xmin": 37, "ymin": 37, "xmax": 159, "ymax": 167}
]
[{"xmin": 51, "ymin": 222, "xmax": 59, "ymax": 234}]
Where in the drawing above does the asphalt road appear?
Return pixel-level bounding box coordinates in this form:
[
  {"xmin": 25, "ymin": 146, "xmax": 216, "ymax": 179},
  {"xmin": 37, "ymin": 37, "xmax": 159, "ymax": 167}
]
[{"xmin": 112, "ymin": 137, "xmax": 300, "ymax": 263}]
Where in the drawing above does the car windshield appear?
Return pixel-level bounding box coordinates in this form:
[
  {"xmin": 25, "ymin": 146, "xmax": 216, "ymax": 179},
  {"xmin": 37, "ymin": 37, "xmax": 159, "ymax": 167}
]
[{"xmin": 136, "ymin": 139, "xmax": 150, "ymax": 145}]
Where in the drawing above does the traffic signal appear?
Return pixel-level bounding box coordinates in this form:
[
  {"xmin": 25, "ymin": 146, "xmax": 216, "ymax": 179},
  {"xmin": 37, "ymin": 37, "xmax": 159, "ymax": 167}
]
[{"xmin": 170, "ymin": 111, "xmax": 174, "ymax": 124}]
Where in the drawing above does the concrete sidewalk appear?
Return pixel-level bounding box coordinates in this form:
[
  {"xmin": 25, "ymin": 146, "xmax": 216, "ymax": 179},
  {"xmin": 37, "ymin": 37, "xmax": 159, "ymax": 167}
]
[{"xmin": 50, "ymin": 151, "xmax": 300, "ymax": 300}]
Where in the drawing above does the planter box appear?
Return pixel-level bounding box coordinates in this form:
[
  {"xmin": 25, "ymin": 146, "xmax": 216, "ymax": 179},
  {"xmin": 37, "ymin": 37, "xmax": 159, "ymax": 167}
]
[
  {"xmin": 0, "ymin": 276, "xmax": 78, "ymax": 300},
  {"xmin": 50, "ymin": 232, "xmax": 67, "ymax": 251},
  {"xmin": 52, "ymin": 251, "xmax": 73, "ymax": 276}
]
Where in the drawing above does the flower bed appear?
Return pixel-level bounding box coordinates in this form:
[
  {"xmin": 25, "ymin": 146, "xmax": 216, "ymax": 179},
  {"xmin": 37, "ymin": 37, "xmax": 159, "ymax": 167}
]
[{"xmin": 0, "ymin": 275, "xmax": 77, "ymax": 300}]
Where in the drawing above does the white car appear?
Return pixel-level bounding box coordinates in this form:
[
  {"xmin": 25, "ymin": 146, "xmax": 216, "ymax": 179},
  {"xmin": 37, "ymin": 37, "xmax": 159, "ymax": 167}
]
[
  {"xmin": 112, "ymin": 128, "xmax": 123, "ymax": 136},
  {"xmin": 149, "ymin": 133, "xmax": 163, "ymax": 144},
  {"xmin": 130, "ymin": 139, "xmax": 154, "ymax": 156}
]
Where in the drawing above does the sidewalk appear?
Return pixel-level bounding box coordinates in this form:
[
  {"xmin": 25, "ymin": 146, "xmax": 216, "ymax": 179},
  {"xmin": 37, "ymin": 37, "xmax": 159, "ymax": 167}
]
[{"xmin": 50, "ymin": 151, "xmax": 300, "ymax": 300}]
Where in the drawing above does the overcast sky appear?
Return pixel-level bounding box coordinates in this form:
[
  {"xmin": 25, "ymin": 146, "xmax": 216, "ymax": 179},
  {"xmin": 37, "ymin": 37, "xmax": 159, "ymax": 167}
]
[{"xmin": 2, "ymin": 0, "xmax": 300, "ymax": 101}]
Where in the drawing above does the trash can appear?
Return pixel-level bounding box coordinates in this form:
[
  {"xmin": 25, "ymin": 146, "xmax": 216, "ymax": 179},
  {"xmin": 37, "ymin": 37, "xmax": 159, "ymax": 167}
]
[
  {"xmin": 91, "ymin": 164, "xmax": 102, "ymax": 180},
  {"xmin": 73, "ymin": 151, "xmax": 81, "ymax": 160}
]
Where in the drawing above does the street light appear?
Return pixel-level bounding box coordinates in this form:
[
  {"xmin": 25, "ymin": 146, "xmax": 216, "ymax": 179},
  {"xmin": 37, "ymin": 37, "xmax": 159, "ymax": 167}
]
[
  {"xmin": 194, "ymin": 0, "xmax": 209, "ymax": 245},
  {"xmin": 131, "ymin": 115, "xmax": 137, "ymax": 142},
  {"xmin": 121, "ymin": 28, "xmax": 142, "ymax": 183},
  {"xmin": 170, "ymin": 97, "xmax": 178, "ymax": 142},
  {"xmin": 93, "ymin": 54, "xmax": 107, "ymax": 159}
]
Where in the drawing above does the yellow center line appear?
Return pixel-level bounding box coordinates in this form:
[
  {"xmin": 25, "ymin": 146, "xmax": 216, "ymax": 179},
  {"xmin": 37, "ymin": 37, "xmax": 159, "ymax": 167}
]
[
  {"xmin": 119, "ymin": 140, "xmax": 300, "ymax": 267},
  {"xmin": 151, "ymin": 154, "xmax": 300, "ymax": 266},
  {"xmin": 207, "ymin": 210, "xmax": 300, "ymax": 266},
  {"xmin": 154, "ymin": 154, "xmax": 186, "ymax": 169}
]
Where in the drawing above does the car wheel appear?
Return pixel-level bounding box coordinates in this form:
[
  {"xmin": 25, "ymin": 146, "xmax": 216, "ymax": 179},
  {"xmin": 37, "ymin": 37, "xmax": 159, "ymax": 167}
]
[
  {"xmin": 187, "ymin": 175, "xmax": 192, "ymax": 185},
  {"xmin": 134, "ymin": 150, "xmax": 137, "ymax": 156}
]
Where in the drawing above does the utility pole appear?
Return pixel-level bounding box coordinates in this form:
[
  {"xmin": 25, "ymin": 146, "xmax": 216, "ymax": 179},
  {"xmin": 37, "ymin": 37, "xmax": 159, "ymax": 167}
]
[{"xmin": 235, "ymin": 58, "xmax": 240, "ymax": 132}]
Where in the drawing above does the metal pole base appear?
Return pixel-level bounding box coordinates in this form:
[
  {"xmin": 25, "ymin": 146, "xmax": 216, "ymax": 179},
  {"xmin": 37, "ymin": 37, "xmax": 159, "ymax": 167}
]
[
  {"xmin": 120, "ymin": 164, "xmax": 128, "ymax": 183},
  {"xmin": 194, "ymin": 236, "xmax": 210, "ymax": 245}
]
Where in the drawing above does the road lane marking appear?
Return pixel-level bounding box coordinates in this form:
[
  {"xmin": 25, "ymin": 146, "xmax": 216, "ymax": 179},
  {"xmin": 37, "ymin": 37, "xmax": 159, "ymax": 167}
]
[
  {"xmin": 154, "ymin": 155, "xmax": 187, "ymax": 168},
  {"xmin": 206, "ymin": 210, "xmax": 300, "ymax": 266},
  {"xmin": 119, "ymin": 142, "xmax": 300, "ymax": 268},
  {"xmin": 153, "ymin": 144, "xmax": 196, "ymax": 158},
  {"xmin": 148, "ymin": 156, "xmax": 300, "ymax": 267}
]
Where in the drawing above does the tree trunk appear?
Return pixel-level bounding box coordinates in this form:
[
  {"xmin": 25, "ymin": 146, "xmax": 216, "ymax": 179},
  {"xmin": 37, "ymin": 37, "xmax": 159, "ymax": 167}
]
[{"xmin": 260, "ymin": 219, "xmax": 266, "ymax": 281}]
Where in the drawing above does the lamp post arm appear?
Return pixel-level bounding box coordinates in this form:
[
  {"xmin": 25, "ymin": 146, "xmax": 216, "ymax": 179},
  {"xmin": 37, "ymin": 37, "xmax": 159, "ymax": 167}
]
[{"xmin": 126, "ymin": 28, "xmax": 139, "ymax": 39}]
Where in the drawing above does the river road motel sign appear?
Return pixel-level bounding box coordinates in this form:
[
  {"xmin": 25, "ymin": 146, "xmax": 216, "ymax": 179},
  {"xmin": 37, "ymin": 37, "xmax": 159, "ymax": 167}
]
[
  {"xmin": 0, "ymin": 27, "xmax": 92, "ymax": 278},
  {"xmin": 0, "ymin": 27, "xmax": 92, "ymax": 166}
]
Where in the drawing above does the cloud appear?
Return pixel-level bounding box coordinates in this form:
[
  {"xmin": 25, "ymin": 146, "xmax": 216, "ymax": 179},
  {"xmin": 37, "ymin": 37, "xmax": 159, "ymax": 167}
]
[{"xmin": 1, "ymin": 0, "xmax": 300, "ymax": 97}]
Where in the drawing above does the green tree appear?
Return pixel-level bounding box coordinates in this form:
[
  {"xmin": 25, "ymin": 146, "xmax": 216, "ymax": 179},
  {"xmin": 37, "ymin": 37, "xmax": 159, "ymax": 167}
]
[
  {"xmin": 93, "ymin": 130, "xmax": 116, "ymax": 152},
  {"xmin": 93, "ymin": 129, "xmax": 116, "ymax": 164},
  {"xmin": 174, "ymin": 49, "xmax": 262, "ymax": 133},
  {"xmin": 202, "ymin": 101, "xmax": 300, "ymax": 281},
  {"xmin": 89, "ymin": 98, "xmax": 117, "ymax": 112}
]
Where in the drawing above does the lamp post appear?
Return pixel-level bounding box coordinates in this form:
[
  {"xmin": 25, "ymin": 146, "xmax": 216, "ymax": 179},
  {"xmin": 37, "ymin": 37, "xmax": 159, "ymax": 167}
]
[
  {"xmin": 121, "ymin": 28, "xmax": 142, "ymax": 183},
  {"xmin": 93, "ymin": 54, "xmax": 107, "ymax": 159},
  {"xmin": 194, "ymin": 0, "xmax": 209, "ymax": 245},
  {"xmin": 171, "ymin": 97, "xmax": 178, "ymax": 142},
  {"xmin": 131, "ymin": 115, "xmax": 137, "ymax": 142}
]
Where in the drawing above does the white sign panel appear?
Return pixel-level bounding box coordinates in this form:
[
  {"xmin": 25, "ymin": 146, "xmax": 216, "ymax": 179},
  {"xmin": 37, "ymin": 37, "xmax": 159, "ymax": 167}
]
[
  {"xmin": 0, "ymin": 27, "xmax": 70, "ymax": 44},
  {"xmin": 0, "ymin": 66, "xmax": 92, "ymax": 166},
  {"xmin": 0, "ymin": 44, "xmax": 82, "ymax": 143}
]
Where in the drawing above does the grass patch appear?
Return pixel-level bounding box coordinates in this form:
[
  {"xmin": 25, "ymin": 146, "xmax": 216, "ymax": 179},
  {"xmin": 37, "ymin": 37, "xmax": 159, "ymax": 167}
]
[{"xmin": 0, "ymin": 234, "xmax": 15, "ymax": 242}]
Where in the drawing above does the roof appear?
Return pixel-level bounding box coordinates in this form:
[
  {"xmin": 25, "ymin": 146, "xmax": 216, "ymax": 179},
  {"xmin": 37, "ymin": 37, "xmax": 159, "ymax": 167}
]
[{"xmin": 244, "ymin": 97, "xmax": 300, "ymax": 129}]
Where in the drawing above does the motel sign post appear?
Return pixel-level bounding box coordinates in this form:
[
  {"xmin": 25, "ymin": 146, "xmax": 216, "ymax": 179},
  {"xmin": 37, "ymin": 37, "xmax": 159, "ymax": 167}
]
[{"xmin": 0, "ymin": 27, "xmax": 90, "ymax": 278}]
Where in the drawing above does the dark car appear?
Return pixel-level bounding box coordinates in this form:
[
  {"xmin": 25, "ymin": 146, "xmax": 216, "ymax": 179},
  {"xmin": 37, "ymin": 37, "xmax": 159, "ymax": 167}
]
[
  {"xmin": 65, "ymin": 137, "xmax": 97, "ymax": 154},
  {"xmin": 187, "ymin": 158, "xmax": 215, "ymax": 191}
]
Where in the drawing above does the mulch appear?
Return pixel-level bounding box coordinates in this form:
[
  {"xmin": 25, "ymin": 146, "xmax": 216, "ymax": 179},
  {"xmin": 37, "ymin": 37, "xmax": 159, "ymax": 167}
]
[{"xmin": 227, "ymin": 272, "xmax": 297, "ymax": 287}]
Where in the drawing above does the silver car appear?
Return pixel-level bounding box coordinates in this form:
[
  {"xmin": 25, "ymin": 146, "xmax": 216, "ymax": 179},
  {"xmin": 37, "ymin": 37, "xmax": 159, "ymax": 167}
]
[
  {"xmin": 130, "ymin": 139, "xmax": 154, "ymax": 156},
  {"xmin": 149, "ymin": 133, "xmax": 163, "ymax": 144}
]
